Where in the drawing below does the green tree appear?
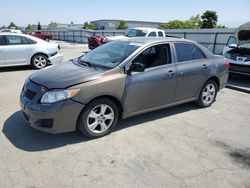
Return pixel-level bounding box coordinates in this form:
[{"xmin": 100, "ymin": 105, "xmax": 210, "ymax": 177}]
[
  {"xmin": 201, "ymin": 10, "xmax": 218, "ymax": 28},
  {"xmin": 216, "ymin": 24, "xmax": 226, "ymax": 28},
  {"xmin": 83, "ymin": 22, "xmax": 96, "ymax": 30},
  {"xmin": 37, "ymin": 21, "xmax": 42, "ymax": 30},
  {"xmin": 26, "ymin": 24, "xmax": 32, "ymax": 30},
  {"xmin": 159, "ymin": 15, "xmax": 202, "ymax": 29},
  {"xmin": 116, "ymin": 20, "xmax": 128, "ymax": 30},
  {"xmin": 8, "ymin": 22, "xmax": 18, "ymax": 29}
]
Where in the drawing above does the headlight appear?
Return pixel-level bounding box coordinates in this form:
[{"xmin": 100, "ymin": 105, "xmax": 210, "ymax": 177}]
[{"xmin": 40, "ymin": 89, "xmax": 80, "ymax": 104}]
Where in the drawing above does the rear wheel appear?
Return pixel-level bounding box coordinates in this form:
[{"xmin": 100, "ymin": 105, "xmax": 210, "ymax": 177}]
[
  {"xmin": 196, "ymin": 80, "xmax": 218, "ymax": 107},
  {"xmin": 78, "ymin": 98, "xmax": 119, "ymax": 139},
  {"xmin": 31, "ymin": 54, "xmax": 48, "ymax": 69}
]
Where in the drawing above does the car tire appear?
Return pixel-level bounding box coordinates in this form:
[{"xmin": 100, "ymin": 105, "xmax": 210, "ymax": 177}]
[
  {"xmin": 31, "ymin": 54, "xmax": 48, "ymax": 69},
  {"xmin": 78, "ymin": 98, "xmax": 119, "ymax": 139},
  {"xmin": 196, "ymin": 80, "xmax": 218, "ymax": 108}
]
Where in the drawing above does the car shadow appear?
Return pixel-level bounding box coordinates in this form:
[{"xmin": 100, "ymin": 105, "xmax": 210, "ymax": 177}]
[
  {"xmin": 2, "ymin": 103, "xmax": 199, "ymax": 152},
  {"xmin": 226, "ymin": 74, "xmax": 250, "ymax": 93},
  {"xmin": 0, "ymin": 65, "xmax": 33, "ymax": 72}
]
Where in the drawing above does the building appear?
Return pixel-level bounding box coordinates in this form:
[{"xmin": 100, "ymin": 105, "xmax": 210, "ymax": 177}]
[
  {"xmin": 47, "ymin": 22, "xmax": 83, "ymax": 30},
  {"xmin": 91, "ymin": 19, "xmax": 164, "ymax": 30}
]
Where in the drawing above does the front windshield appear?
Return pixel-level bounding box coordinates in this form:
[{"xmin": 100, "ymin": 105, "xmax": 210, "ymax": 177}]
[
  {"xmin": 79, "ymin": 41, "xmax": 142, "ymax": 69},
  {"xmin": 125, "ymin": 29, "xmax": 147, "ymax": 37}
]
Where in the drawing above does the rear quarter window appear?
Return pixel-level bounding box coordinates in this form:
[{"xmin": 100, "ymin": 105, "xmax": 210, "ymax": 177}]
[{"xmin": 174, "ymin": 43, "xmax": 206, "ymax": 62}]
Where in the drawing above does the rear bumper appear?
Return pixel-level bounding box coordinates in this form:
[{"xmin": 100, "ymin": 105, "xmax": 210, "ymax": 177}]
[{"xmin": 48, "ymin": 52, "xmax": 63, "ymax": 65}]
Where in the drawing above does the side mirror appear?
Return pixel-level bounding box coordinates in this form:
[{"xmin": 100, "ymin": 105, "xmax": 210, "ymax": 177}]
[
  {"xmin": 228, "ymin": 44, "xmax": 237, "ymax": 48},
  {"xmin": 128, "ymin": 62, "xmax": 145, "ymax": 75}
]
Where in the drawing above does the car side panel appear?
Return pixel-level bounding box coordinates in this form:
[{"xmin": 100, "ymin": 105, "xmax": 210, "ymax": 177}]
[{"xmin": 175, "ymin": 59, "xmax": 211, "ymax": 101}]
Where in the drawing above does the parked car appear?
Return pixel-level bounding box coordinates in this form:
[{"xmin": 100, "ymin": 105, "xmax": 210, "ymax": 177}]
[
  {"xmin": 88, "ymin": 35, "xmax": 108, "ymax": 49},
  {"xmin": 0, "ymin": 29, "xmax": 22, "ymax": 33},
  {"xmin": 0, "ymin": 33, "xmax": 63, "ymax": 69},
  {"xmin": 29, "ymin": 31, "xmax": 53, "ymax": 41},
  {"xmin": 20, "ymin": 37, "xmax": 229, "ymax": 138},
  {"xmin": 223, "ymin": 22, "xmax": 250, "ymax": 76},
  {"xmin": 88, "ymin": 27, "xmax": 165, "ymax": 49}
]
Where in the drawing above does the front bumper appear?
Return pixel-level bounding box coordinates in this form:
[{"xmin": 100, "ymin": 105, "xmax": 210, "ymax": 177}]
[
  {"xmin": 228, "ymin": 59, "xmax": 250, "ymax": 76},
  {"xmin": 48, "ymin": 51, "xmax": 63, "ymax": 65},
  {"xmin": 20, "ymin": 80, "xmax": 84, "ymax": 133}
]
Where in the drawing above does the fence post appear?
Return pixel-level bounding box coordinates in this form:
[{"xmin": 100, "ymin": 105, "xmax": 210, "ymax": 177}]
[
  {"xmin": 73, "ymin": 31, "xmax": 75, "ymax": 42},
  {"xmin": 213, "ymin": 32, "xmax": 218, "ymax": 54},
  {"xmin": 183, "ymin": 32, "xmax": 186, "ymax": 39}
]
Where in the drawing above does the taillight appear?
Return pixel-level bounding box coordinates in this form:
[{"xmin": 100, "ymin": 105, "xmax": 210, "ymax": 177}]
[{"xmin": 225, "ymin": 61, "xmax": 230, "ymax": 69}]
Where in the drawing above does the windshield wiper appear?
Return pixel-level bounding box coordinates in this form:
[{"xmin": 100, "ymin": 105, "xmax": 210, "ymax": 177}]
[{"xmin": 77, "ymin": 59, "xmax": 99, "ymax": 70}]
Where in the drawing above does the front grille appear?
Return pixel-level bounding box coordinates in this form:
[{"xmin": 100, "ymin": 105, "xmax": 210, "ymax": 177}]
[
  {"xmin": 229, "ymin": 54, "xmax": 250, "ymax": 62},
  {"xmin": 25, "ymin": 89, "xmax": 37, "ymax": 100},
  {"xmin": 230, "ymin": 64, "xmax": 250, "ymax": 74}
]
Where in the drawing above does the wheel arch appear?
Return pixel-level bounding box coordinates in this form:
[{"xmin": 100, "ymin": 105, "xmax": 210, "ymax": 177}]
[
  {"xmin": 207, "ymin": 76, "xmax": 220, "ymax": 89},
  {"xmin": 30, "ymin": 53, "xmax": 49, "ymax": 65}
]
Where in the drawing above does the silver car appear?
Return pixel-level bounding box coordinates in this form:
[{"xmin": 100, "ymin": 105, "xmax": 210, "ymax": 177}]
[
  {"xmin": 0, "ymin": 33, "xmax": 63, "ymax": 69},
  {"xmin": 20, "ymin": 37, "xmax": 229, "ymax": 138}
]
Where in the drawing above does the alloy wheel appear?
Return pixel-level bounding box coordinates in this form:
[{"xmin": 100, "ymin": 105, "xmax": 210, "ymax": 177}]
[
  {"xmin": 87, "ymin": 104, "xmax": 114, "ymax": 134},
  {"xmin": 202, "ymin": 83, "xmax": 216, "ymax": 104},
  {"xmin": 34, "ymin": 56, "xmax": 47, "ymax": 69}
]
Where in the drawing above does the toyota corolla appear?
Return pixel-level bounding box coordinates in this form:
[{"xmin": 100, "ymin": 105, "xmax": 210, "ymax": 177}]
[{"xmin": 20, "ymin": 37, "xmax": 229, "ymax": 138}]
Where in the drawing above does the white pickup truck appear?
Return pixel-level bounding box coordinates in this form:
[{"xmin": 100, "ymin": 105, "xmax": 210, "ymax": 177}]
[
  {"xmin": 107, "ymin": 27, "xmax": 166, "ymax": 41},
  {"xmin": 88, "ymin": 27, "xmax": 166, "ymax": 49}
]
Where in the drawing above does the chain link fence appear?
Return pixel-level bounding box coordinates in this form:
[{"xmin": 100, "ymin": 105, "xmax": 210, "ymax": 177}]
[{"xmin": 42, "ymin": 28, "xmax": 236, "ymax": 54}]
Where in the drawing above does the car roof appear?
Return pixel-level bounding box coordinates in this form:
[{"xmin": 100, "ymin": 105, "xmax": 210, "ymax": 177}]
[
  {"xmin": 119, "ymin": 37, "xmax": 193, "ymax": 44},
  {"xmin": 0, "ymin": 32, "xmax": 25, "ymax": 36}
]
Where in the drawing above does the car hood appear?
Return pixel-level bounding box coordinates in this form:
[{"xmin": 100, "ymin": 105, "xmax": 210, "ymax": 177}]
[
  {"xmin": 29, "ymin": 61, "xmax": 104, "ymax": 89},
  {"xmin": 236, "ymin": 22, "xmax": 250, "ymax": 45}
]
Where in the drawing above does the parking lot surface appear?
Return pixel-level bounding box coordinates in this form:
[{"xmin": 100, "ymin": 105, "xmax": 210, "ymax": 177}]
[{"xmin": 0, "ymin": 41, "xmax": 250, "ymax": 188}]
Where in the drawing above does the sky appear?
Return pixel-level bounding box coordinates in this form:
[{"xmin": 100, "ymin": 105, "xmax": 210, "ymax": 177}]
[{"xmin": 1, "ymin": 0, "xmax": 250, "ymax": 28}]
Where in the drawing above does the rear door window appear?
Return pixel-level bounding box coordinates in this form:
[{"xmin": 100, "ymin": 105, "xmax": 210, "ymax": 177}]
[
  {"xmin": 6, "ymin": 35, "xmax": 32, "ymax": 45},
  {"xmin": 174, "ymin": 43, "xmax": 206, "ymax": 62},
  {"xmin": 158, "ymin": 32, "xmax": 164, "ymax": 37}
]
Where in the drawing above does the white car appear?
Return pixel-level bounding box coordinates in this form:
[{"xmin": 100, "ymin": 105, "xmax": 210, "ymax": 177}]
[
  {"xmin": 223, "ymin": 22, "xmax": 250, "ymax": 76},
  {"xmin": 0, "ymin": 33, "xmax": 63, "ymax": 69}
]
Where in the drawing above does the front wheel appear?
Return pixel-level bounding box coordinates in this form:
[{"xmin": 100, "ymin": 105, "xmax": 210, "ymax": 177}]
[
  {"xmin": 196, "ymin": 80, "xmax": 218, "ymax": 108},
  {"xmin": 78, "ymin": 98, "xmax": 119, "ymax": 139}
]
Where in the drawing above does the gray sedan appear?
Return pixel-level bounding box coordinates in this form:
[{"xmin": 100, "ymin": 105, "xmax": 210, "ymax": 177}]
[{"xmin": 20, "ymin": 37, "xmax": 229, "ymax": 138}]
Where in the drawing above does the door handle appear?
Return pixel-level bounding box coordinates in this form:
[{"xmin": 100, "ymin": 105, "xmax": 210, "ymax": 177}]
[
  {"xmin": 27, "ymin": 48, "xmax": 32, "ymax": 51},
  {"xmin": 0, "ymin": 49, "xmax": 3, "ymax": 52},
  {"xmin": 167, "ymin": 69, "xmax": 175, "ymax": 76}
]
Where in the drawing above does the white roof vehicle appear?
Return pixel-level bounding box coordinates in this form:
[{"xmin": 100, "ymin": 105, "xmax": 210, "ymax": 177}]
[
  {"xmin": 223, "ymin": 22, "xmax": 250, "ymax": 76},
  {"xmin": 107, "ymin": 27, "xmax": 166, "ymax": 41},
  {"xmin": 0, "ymin": 33, "xmax": 63, "ymax": 69}
]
